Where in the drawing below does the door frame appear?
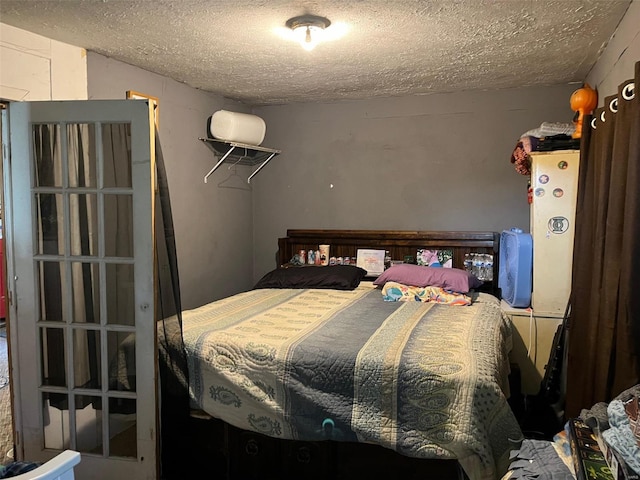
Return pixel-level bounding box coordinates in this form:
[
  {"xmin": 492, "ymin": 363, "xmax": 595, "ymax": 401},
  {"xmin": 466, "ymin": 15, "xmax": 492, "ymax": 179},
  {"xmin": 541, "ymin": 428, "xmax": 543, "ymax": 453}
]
[
  {"xmin": 1, "ymin": 103, "xmax": 21, "ymax": 463},
  {"xmin": 3, "ymin": 99, "xmax": 158, "ymax": 478}
]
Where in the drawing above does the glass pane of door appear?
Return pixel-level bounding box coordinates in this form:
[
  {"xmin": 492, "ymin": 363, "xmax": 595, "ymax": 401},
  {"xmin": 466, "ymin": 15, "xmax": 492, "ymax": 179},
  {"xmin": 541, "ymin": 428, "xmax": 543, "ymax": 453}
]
[
  {"xmin": 34, "ymin": 120, "xmax": 137, "ymax": 458},
  {"xmin": 32, "ymin": 124, "xmax": 136, "ymax": 456}
]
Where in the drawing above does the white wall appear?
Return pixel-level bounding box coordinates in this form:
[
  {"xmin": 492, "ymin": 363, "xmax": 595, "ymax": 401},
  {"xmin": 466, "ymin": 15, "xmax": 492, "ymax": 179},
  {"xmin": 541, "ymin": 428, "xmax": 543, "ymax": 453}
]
[
  {"xmin": 3, "ymin": 2, "xmax": 639, "ymax": 299},
  {"xmin": 251, "ymin": 85, "xmax": 576, "ymax": 281},
  {"xmin": 0, "ymin": 23, "xmax": 87, "ymax": 101},
  {"xmin": 586, "ymin": 0, "xmax": 640, "ymax": 103},
  {"xmin": 251, "ymin": 1, "xmax": 640, "ymax": 283},
  {"xmin": 0, "ymin": 22, "xmax": 257, "ymax": 309},
  {"xmin": 86, "ymin": 53, "xmax": 256, "ymax": 309}
]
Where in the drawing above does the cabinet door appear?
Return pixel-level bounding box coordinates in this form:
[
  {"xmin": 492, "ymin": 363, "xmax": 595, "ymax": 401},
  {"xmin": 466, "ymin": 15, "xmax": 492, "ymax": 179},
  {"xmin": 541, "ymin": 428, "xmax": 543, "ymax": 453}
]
[{"xmin": 530, "ymin": 151, "xmax": 579, "ymax": 316}]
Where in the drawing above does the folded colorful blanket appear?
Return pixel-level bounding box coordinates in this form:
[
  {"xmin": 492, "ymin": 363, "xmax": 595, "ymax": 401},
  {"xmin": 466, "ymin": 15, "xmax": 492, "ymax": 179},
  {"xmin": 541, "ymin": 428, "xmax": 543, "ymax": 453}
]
[{"xmin": 381, "ymin": 281, "xmax": 472, "ymax": 305}]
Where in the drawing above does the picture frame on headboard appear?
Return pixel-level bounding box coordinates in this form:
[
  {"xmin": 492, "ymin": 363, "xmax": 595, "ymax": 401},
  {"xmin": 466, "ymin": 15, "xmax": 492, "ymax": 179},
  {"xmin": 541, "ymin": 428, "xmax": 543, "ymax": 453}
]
[
  {"xmin": 356, "ymin": 249, "xmax": 385, "ymax": 277},
  {"xmin": 126, "ymin": 90, "xmax": 159, "ymax": 126},
  {"xmin": 417, "ymin": 249, "xmax": 453, "ymax": 267}
]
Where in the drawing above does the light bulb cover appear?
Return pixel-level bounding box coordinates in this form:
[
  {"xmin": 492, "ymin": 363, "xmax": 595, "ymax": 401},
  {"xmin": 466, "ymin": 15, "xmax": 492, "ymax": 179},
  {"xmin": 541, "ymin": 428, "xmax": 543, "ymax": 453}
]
[{"xmin": 286, "ymin": 15, "xmax": 331, "ymax": 51}]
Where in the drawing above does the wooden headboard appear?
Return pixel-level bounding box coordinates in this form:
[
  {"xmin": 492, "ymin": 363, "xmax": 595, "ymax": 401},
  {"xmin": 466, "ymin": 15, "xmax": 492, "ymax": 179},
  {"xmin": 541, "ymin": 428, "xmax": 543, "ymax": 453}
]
[{"xmin": 277, "ymin": 229, "xmax": 501, "ymax": 296}]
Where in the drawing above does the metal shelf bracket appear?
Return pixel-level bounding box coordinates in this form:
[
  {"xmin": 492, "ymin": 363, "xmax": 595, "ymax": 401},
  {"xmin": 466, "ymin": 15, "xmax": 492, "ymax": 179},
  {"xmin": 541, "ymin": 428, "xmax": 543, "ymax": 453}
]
[{"xmin": 199, "ymin": 137, "xmax": 281, "ymax": 184}]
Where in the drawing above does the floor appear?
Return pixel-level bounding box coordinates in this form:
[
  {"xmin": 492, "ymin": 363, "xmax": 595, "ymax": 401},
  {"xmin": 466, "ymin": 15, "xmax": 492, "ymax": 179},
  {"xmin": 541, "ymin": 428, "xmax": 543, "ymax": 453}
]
[{"xmin": 0, "ymin": 322, "xmax": 13, "ymax": 465}]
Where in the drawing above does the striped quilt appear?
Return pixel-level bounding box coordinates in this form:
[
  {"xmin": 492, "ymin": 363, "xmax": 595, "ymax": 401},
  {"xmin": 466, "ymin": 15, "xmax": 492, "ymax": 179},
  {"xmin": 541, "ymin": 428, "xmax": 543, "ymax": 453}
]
[{"xmin": 182, "ymin": 283, "xmax": 522, "ymax": 480}]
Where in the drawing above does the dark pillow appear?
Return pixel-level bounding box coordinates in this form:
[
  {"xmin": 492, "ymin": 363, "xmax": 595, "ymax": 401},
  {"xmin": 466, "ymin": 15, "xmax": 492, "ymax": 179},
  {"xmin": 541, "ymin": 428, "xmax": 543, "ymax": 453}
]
[
  {"xmin": 254, "ymin": 265, "xmax": 367, "ymax": 290},
  {"xmin": 372, "ymin": 263, "xmax": 482, "ymax": 293}
]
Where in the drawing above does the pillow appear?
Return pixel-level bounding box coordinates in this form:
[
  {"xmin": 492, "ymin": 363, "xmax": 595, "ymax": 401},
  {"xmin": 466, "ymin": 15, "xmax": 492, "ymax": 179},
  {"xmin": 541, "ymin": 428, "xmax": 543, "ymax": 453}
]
[
  {"xmin": 254, "ymin": 265, "xmax": 367, "ymax": 290},
  {"xmin": 372, "ymin": 263, "xmax": 482, "ymax": 293}
]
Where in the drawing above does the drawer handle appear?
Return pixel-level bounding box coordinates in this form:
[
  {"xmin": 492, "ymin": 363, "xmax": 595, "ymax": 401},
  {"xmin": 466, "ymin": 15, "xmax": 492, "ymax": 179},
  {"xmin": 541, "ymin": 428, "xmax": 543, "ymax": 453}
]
[{"xmin": 245, "ymin": 439, "xmax": 259, "ymax": 456}]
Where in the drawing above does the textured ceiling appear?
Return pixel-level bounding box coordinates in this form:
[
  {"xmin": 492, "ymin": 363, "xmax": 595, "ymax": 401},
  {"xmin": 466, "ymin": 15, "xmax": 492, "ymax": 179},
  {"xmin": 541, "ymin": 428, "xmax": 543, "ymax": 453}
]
[{"xmin": 0, "ymin": 0, "xmax": 632, "ymax": 105}]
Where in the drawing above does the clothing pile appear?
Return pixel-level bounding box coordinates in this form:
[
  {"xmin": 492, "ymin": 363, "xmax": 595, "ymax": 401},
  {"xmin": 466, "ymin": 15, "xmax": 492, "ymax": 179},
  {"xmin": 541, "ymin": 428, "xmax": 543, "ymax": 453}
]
[
  {"xmin": 502, "ymin": 384, "xmax": 640, "ymax": 480},
  {"xmin": 509, "ymin": 122, "xmax": 579, "ymax": 175},
  {"xmin": 501, "ymin": 438, "xmax": 574, "ymax": 479},
  {"xmin": 580, "ymin": 384, "xmax": 640, "ymax": 478}
]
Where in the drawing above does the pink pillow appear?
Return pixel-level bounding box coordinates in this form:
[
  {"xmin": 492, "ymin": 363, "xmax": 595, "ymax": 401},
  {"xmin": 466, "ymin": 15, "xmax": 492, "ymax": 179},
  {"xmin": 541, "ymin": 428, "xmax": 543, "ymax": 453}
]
[{"xmin": 372, "ymin": 264, "xmax": 482, "ymax": 293}]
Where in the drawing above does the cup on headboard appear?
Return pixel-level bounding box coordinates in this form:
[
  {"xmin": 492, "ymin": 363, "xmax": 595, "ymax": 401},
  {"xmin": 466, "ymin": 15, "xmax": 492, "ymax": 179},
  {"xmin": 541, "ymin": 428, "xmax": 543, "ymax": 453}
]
[{"xmin": 319, "ymin": 245, "xmax": 330, "ymax": 266}]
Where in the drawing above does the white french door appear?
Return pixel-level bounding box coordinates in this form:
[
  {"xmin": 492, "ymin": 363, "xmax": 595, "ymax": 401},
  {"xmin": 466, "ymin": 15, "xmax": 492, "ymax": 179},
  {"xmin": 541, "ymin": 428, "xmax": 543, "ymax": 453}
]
[{"xmin": 3, "ymin": 100, "xmax": 157, "ymax": 478}]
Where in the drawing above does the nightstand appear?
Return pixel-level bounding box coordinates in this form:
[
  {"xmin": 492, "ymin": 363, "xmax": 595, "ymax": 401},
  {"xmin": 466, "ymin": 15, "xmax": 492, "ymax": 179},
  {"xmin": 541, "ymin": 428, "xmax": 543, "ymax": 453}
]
[{"xmin": 501, "ymin": 300, "xmax": 563, "ymax": 395}]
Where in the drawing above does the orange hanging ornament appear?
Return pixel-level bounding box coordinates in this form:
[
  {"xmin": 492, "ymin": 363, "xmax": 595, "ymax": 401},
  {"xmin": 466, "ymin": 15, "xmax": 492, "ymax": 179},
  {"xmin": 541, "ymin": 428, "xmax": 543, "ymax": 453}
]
[{"xmin": 570, "ymin": 83, "xmax": 598, "ymax": 139}]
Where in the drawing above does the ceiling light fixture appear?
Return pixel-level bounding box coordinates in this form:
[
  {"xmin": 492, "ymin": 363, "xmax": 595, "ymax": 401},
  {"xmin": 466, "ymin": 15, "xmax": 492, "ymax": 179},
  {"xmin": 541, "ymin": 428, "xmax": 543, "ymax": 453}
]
[{"xmin": 286, "ymin": 15, "xmax": 331, "ymax": 51}]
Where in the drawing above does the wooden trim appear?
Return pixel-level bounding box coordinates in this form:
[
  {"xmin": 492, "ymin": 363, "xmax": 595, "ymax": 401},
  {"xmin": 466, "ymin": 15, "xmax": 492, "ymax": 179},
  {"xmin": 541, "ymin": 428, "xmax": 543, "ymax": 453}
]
[
  {"xmin": 285, "ymin": 229, "xmax": 497, "ymax": 241},
  {"xmin": 126, "ymin": 90, "xmax": 159, "ymax": 126}
]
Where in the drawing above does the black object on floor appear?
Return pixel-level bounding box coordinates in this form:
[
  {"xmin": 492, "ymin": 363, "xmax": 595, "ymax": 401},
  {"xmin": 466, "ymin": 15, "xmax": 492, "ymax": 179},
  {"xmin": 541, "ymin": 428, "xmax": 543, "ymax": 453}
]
[{"xmin": 520, "ymin": 394, "xmax": 564, "ymax": 440}]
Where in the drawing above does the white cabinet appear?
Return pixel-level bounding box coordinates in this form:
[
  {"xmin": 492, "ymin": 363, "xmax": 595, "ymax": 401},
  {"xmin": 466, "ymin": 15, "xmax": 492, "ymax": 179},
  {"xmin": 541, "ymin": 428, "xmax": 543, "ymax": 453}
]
[
  {"xmin": 530, "ymin": 150, "xmax": 579, "ymax": 316},
  {"xmin": 502, "ymin": 300, "xmax": 562, "ymax": 395}
]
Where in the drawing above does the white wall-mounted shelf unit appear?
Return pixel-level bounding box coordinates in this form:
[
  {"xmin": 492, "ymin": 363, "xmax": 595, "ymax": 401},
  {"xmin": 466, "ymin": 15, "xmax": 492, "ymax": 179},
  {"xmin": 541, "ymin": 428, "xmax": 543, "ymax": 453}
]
[{"xmin": 199, "ymin": 137, "xmax": 281, "ymax": 184}]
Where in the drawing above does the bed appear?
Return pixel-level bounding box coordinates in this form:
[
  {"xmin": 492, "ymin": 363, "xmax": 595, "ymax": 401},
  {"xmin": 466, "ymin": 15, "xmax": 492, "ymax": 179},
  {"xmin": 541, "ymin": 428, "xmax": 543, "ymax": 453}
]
[{"xmin": 180, "ymin": 230, "xmax": 522, "ymax": 480}]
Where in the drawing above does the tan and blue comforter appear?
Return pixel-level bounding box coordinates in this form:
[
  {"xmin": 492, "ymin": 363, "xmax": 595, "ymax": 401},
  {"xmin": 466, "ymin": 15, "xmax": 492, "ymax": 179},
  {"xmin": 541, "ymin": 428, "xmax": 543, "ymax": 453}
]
[{"xmin": 182, "ymin": 283, "xmax": 522, "ymax": 480}]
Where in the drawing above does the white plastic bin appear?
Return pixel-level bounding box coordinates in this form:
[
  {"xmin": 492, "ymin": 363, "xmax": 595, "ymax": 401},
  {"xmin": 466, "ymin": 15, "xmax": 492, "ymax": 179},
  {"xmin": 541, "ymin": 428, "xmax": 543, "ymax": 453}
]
[{"xmin": 209, "ymin": 110, "xmax": 266, "ymax": 146}]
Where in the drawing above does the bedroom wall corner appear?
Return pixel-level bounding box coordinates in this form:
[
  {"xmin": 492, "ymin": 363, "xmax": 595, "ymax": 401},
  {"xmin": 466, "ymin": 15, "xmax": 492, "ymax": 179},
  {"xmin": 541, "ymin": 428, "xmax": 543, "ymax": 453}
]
[
  {"xmin": 585, "ymin": 0, "xmax": 640, "ymax": 105},
  {"xmin": 250, "ymin": 85, "xmax": 576, "ymax": 283},
  {"xmin": 87, "ymin": 52, "xmax": 255, "ymax": 309}
]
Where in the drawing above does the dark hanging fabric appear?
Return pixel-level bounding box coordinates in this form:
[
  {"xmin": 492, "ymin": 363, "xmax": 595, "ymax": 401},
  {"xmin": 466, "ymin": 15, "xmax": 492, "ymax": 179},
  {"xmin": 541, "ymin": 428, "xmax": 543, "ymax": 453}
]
[
  {"xmin": 566, "ymin": 61, "xmax": 640, "ymax": 418},
  {"xmin": 154, "ymin": 132, "xmax": 191, "ymax": 479},
  {"xmin": 33, "ymin": 124, "xmax": 66, "ymax": 392},
  {"xmin": 75, "ymin": 124, "xmax": 100, "ymax": 391}
]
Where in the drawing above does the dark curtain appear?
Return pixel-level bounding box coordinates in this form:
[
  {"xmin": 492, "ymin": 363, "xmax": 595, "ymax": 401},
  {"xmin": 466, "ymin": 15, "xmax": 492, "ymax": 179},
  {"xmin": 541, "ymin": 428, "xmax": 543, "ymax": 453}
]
[
  {"xmin": 566, "ymin": 61, "xmax": 640, "ymax": 417},
  {"xmin": 154, "ymin": 132, "xmax": 191, "ymax": 479},
  {"xmin": 33, "ymin": 124, "xmax": 66, "ymax": 390}
]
